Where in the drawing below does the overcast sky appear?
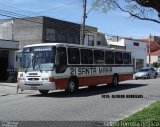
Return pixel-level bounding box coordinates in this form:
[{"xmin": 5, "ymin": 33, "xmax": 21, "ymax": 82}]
[{"xmin": 0, "ymin": 0, "xmax": 159, "ymax": 39}]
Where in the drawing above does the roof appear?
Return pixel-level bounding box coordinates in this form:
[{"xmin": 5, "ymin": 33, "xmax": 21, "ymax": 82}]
[
  {"xmin": 150, "ymin": 49, "xmax": 160, "ymax": 55},
  {"xmin": 0, "ymin": 39, "xmax": 19, "ymax": 50}
]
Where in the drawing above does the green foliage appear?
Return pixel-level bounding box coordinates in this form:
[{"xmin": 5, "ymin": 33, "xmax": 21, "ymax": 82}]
[
  {"xmin": 113, "ymin": 101, "xmax": 160, "ymax": 127},
  {"xmin": 92, "ymin": 0, "xmax": 160, "ymax": 24}
]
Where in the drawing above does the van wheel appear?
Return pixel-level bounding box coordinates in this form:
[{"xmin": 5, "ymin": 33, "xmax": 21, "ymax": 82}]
[
  {"xmin": 39, "ymin": 90, "xmax": 49, "ymax": 95},
  {"xmin": 112, "ymin": 75, "xmax": 119, "ymax": 86},
  {"xmin": 66, "ymin": 79, "xmax": 78, "ymax": 93}
]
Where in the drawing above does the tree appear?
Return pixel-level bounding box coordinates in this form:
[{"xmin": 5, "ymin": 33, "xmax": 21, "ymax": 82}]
[{"xmin": 93, "ymin": 0, "xmax": 160, "ymax": 24}]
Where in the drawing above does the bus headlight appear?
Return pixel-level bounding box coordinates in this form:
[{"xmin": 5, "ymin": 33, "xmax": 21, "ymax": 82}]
[
  {"xmin": 42, "ymin": 78, "xmax": 49, "ymax": 81},
  {"xmin": 18, "ymin": 78, "xmax": 26, "ymax": 81}
]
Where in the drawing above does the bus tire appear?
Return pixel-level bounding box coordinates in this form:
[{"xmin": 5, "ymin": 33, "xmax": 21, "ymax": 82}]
[
  {"xmin": 110, "ymin": 75, "xmax": 119, "ymax": 87},
  {"xmin": 39, "ymin": 90, "xmax": 49, "ymax": 95},
  {"xmin": 66, "ymin": 78, "xmax": 78, "ymax": 93}
]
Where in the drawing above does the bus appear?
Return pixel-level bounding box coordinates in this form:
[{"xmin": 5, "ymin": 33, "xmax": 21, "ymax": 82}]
[{"xmin": 17, "ymin": 43, "xmax": 133, "ymax": 94}]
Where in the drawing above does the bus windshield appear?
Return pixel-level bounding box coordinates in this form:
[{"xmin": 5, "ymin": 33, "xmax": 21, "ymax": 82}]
[{"xmin": 19, "ymin": 47, "xmax": 55, "ymax": 72}]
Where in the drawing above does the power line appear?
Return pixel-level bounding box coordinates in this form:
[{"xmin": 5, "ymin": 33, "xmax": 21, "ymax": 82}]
[
  {"xmin": 0, "ymin": 3, "xmax": 36, "ymax": 15},
  {"xmin": 0, "ymin": 0, "xmax": 82, "ymax": 25},
  {"xmin": 0, "ymin": 11, "xmax": 43, "ymax": 24},
  {"xmin": 30, "ymin": 1, "xmax": 80, "ymax": 16},
  {"xmin": 87, "ymin": 0, "xmax": 101, "ymax": 15}
]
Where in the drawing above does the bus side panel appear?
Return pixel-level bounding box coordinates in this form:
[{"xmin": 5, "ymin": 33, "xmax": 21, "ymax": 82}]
[
  {"xmin": 54, "ymin": 78, "xmax": 68, "ymax": 90},
  {"xmin": 78, "ymin": 75, "xmax": 112, "ymax": 86},
  {"xmin": 106, "ymin": 75, "xmax": 113, "ymax": 84},
  {"xmin": 119, "ymin": 73, "xmax": 133, "ymax": 82}
]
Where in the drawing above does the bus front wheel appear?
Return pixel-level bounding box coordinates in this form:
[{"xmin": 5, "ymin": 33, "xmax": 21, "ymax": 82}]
[{"xmin": 39, "ymin": 90, "xmax": 49, "ymax": 95}]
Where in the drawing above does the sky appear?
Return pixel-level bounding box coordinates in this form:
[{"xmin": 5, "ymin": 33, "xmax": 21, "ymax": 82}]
[{"xmin": 0, "ymin": 0, "xmax": 160, "ymax": 39}]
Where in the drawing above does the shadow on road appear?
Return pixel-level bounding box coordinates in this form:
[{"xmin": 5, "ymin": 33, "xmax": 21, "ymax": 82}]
[{"xmin": 27, "ymin": 83, "xmax": 148, "ymax": 98}]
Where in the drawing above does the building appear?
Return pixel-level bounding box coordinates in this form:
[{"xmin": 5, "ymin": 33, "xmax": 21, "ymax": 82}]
[
  {"xmin": 0, "ymin": 17, "xmax": 81, "ymax": 50},
  {"xmin": 0, "ymin": 39, "xmax": 19, "ymax": 81},
  {"xmin": 141, "ymin": 36, "xmax": 160, "ymax": 66},
  {"xmin": 107, "ymin": 37, "xmax": 147, "ymax": 72},
  {"xmin": 81, "ymin": 25, "xmax": 107, "ymax": 46},
  {"xmin": 0, "ymin": 16, "xmax": 107, "ymax": 50}
]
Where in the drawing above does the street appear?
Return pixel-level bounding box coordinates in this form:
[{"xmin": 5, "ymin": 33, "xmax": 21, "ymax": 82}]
[{"xmin": 0, "ymin": 78, "xmax": 160, "ymax": 127}]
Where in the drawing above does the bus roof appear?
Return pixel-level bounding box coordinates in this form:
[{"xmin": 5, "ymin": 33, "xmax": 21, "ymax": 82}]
[{"xmin": 24, "ymin": 43, "xmax": 131, "ymax": 52}]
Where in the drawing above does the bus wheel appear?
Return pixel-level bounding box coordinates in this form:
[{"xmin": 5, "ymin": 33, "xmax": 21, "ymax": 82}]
[
  {"xmin": 39, "ymin": 90, "xmax": 49, "ymax": 95},
  {"xmin": 66, "ymin": 79, "xmax": 78, "ymax": 93},
  {"xmin": 112, "ymin": 75, "xmax": 119, "ymax": 87}
]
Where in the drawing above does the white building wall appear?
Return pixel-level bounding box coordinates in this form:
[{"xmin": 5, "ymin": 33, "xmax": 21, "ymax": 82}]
[
  {"xmin": 124, "ymin": 39, "xmax": 147, "ymax": 71},
  {"xmin": 147, "ymin": 55, "xmax": 158, "ymax": 64}
]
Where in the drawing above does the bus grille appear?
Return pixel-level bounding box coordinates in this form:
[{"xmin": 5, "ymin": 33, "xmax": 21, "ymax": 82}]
[{"xmin": 28, "ymin": 78, "xmax": 39, "ymax": 81}]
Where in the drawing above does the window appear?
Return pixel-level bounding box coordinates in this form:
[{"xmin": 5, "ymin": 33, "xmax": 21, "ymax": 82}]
[
  {"xmin": 81, "ymin": 49, "xmax": 93, "ymax": 64},
  {"xmin": 94, "ymin": 50, "xmax": 105, "ymax": 64},
  {"xmin": 68, "ymin": 48, "xmax": 80, "ymax": 64},
  {"xmin": 136, "ymin": 59, "xmax": 144, "ymax": 70},
  {"xmin": 84, "ymin": 35, "xmax": 94, "ymax": 46},
  {"xmin": 133, "ymin": 42, "xmax": 139, "ymax": 46},
  {"xmin": 55, "ymin": 47, "xmax": 67, "ymax": 73},
  {"xmin": 105, "ymin": 51, "xmax": 114, "ymax": 64},
  {"xmin": 115, "ymin": 52, "xmax": 123, "ymax": 64},
  {"xmin": 57, "ymin": 47, "xmax": 67, "ymax": 66},
  {"xmin": 123, "ymin": 53, "xmax": 131, "ymax": 64}
]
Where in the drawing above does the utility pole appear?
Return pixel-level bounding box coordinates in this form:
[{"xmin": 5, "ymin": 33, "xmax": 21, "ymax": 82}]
[
  {"xmin": 149, "ymin": 34, "xmax": 151, "ymax": 67},
  {"xmin": 82, "ymin": 0, "xmax": 87, "ymax": 45}
]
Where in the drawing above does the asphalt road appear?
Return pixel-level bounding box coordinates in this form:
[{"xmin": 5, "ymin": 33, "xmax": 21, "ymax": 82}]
[{"xmin": 0, "ymin": 78, "xmax": 160, "ymax": 127}]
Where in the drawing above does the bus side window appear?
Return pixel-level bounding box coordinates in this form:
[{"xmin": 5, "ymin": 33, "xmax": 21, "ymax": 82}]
[
  {"xmin": 68, "ymin": 48, "xmax": 80, "ymax": 64},
  {"xmin": 94, "ymin": 50, "xmax": 105, "ymax": 64},
  {"xmin": 105, "ymin": 51, "xmax": 114, "ymax": 64},
  {"xmin": 81, "ymin": 49, "xmax": 93, "ymax": 64},
  {"xmin": 123, "ymin": 52, "xmax": 131, "ymax": 64},
  {"xmin": 115, "ymin": 52, "xmax": 123, "ymax": 64},
  {"xmin": 55, "ymin": 47, "xmax": 67, "ymax": 73}
]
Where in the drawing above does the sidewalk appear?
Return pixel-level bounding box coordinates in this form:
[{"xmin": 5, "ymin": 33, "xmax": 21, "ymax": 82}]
[
  {"xmin": 0, "ymin": 82, "xmax": 37, "ymax": 96},
  {"xmin": 0, "ymin": 82, "xmax": 17, "ymax": 87}
]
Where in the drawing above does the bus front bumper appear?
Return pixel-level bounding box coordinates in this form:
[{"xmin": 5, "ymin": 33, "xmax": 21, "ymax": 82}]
[{"xmin": 18, "ymin": 81, "xmax": 56, "ymax": 90}]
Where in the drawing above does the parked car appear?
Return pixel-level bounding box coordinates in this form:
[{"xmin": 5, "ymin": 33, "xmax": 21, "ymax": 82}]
[
  {"xmin": 135, "ymin": 67, "xmax": 157, "ymax": 80},
  {"xmin": 155, "ymin": 67, "xmax": 160, "ymax": 77}
]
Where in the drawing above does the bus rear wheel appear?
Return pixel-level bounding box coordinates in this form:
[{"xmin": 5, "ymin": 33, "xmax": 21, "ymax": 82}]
[
  {"xmin": 112, "ymin": 75, "xmax": 119, "ymax": 86},
  {"xmin": 39, "ymin": 90, "xmax": 49, "ymax": 95},
  {"xmin": 108, "ymin": 75, "xmax": 119, "ymax": 87},
  {"xmin": 66, "ymin": 78, "xmax": 78, "ymax": 93}
]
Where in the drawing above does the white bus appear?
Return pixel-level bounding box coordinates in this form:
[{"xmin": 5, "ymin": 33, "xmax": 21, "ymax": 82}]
[{"xmin": 17, "ymin": 43, "xmax": 133, "ymax": 94}]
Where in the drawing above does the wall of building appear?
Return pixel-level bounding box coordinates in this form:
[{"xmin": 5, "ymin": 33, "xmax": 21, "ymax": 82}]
[
  {"xmin": 96, "ymin": 33, "xmax": 107, "ymax": 46},
  {"xmin": 125, "ymin": 39, "xmax": 147, "ymax": 71},
  {"xmin": 0, "ymin": 20, "xmax": 13, "ymax": 40},
  {"xmin": 43, "ymin": 17, "xmax": 80, "ymax": 44},
  {"xmin": 13, "ymin": 17, "xmax": 43, "ymax": 50},
  {"xmin": 80, "ymin": 25, "xmax": 107, "ymax": 46},
  {"xmin": 147, "ymin": 55, "xmax": 159, "ymax": 64},
  {"xmin": 0, "ymin": 17, "xmax": 82, "ymax": 50}
]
